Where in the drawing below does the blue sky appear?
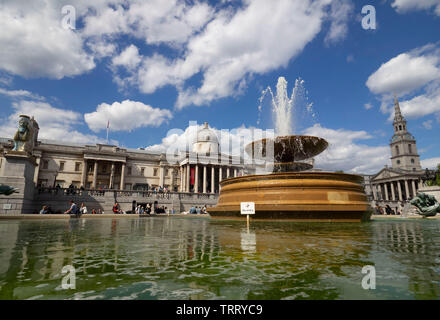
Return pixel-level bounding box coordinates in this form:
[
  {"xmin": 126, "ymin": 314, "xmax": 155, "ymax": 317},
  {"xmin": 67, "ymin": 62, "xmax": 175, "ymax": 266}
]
[{"xmin": 0, "ymin": 0, "xmax": 439, "ymax": 174}]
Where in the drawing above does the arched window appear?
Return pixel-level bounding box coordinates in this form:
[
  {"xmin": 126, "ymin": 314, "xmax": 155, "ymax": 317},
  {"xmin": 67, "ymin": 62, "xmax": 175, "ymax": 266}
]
[
  {"xmin": 399, "ymin": 125, "xmax": 402, "ymax": 130},
  {"xmin": 411, "ymin": 159, "xmax": 415, "ymax": 164},
  {"xmin": 408, "ymin": 144, "xmax": 412, "ymax": 154},
  {"xmin": 395, "ymin": 145, "xmax": 400, "ymax": 155}
]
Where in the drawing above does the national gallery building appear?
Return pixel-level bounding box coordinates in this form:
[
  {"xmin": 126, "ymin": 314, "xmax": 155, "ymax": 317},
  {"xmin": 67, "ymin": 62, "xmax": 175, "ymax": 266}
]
[
  {"xmin": 0, "ymin": 122, "xmax": 246, "ymax": 194},
  {"xmin": 0, "ymin": 120, "xmax": 250, "ymax": 214}
]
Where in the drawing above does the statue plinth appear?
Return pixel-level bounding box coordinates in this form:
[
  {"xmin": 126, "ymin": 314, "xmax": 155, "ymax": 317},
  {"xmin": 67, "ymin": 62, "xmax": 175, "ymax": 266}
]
[{"xmin": 0, "ymin": 150, "xmax": 37, "ymax": 215}]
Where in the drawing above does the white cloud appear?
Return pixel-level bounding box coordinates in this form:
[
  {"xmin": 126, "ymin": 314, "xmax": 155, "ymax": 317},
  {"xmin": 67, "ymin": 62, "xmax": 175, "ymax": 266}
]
[
  {"xmin": 367, "ymin": 44, "xmax": 440, "ymax": 121},
  {"xmin": 324, "ymin": 0, "xmax": 353, "ymax": 45},
  {"xmin": 0, "ymin": 1, "xmax": 95, "ymax": 79},
  {"xmin": 84, "ymin": 100, "xmax": 173, "ymax": 132},
  {"xmin": 303, "ymin": 124, "xmax": 390, "ymax": 174},
  {"xmin": 391, "ymin": 0, "xmax": 440, "ymax": 16},
  {"xmin": 0, "ymin": 100, "xmax": 110, "ymax": 144},
  {"xmin": 130, "ymin": 0, "xmax": 339, "ymax": 108},
  {"xmin": 0, "ymin": 88, "xmax": 44, "ymax": 100},
  {"xmin": 146, "ymin": 122, "xmax": 389, "ymax": 174},
  {"xmin": 364, "ymin": 103, "xmax": 373, "ymax": 110},
  {"xmin": 423, "ymin": 119, "xmax": 433, "ymax": 129},
  {"xmin": 421, "ymin": 157, "xmax": 440, "ymax": 169},
  {"xmin": 112, "ymin": 45, "xmax": 142, "ymax": 70},
  {"xmin": 366, "ymin": 45, "xmax": 440, "ymax": 96}
]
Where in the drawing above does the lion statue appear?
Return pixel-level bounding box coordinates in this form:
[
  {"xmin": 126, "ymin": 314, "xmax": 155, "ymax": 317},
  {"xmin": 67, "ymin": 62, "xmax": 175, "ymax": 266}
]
[{"xmin": 12, "ymin": 115, "xmax": 37, "ymax": 153}]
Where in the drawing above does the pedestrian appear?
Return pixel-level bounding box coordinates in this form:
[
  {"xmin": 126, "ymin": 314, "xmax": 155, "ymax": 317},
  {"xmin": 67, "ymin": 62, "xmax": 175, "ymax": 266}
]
[
  {"xmin": 64, "ymin": 200, "xmax": 80, "ymax": 217},
  {"xmin": 80, "ymin": 202, "xmax": 88, "ymax": 214},
  {"xmin": 39, "ymin": 205, "xmax": 48, "ymax": 214}
]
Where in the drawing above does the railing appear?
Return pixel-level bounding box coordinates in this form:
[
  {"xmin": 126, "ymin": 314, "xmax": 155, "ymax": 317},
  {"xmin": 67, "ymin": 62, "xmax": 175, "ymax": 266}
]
[{"xmin": 36, "ymin": 187, "xmax": 218, "ymax": 201}]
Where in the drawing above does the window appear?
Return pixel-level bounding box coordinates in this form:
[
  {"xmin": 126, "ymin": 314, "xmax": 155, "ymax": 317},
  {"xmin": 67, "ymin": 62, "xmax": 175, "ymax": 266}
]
[
  {"xmin": 165, "ymin": 168, "xmax": 169, "ymax": 176},
  {"xmin": 141, "ymin": 168, "xmax": 145, "ymax": 176},
  {"xmin": 75, "ymin": 162, "xmax": 81, "ymax": 172},
  {"xmin": 88, "ymin": 164, "xmax": 93, "ymax": 172},
  {"xmin": 395, "ymin": 145, "xmax": 400, "ymax": 155},
  {"xmin": 153, "ymin": 168, "xmax": 158, "ymax": 176},
  {"xmin": 60, "ymin": 161, "xmax": 65, "ymax": 171},
  {"xmin": 408, "ymin": 144, "xmax": 412, "ymax": 154},
  {"xmin": 42, "ymin": 160, "xmax": 49, "ymax": 169},
  {"xmin": 127, "ymin": 166, "xmax": 132, "ymax": 175},
  {"xmin": 399, "ymin": 125, "xmax": 402, "ymax": 130},
  {"xmin": 411, "ymin": 159, "xmax": 415, "ymax": 164},
  {"xmin": 397, "ymin": 160, "xmax": 400, "ymax": 164},
  {"xmin": 101, "ymin": 164, "xmax": 107, "ymax": 173}
]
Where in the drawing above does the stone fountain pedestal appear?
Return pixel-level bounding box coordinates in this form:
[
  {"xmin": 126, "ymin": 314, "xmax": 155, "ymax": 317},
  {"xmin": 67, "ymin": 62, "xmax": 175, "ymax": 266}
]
[
  {"xmin": 0, "ymin": 151, "xmax": 37, "ymax": 215},
  {"xmin": 209, "ymin": 135, "xmax": 371, "ymax": 222}
]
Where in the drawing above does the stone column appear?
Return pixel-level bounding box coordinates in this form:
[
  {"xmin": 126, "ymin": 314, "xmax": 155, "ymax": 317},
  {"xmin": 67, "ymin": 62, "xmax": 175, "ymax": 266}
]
[
  {"xmin": 226, "ymin": 167, "xmax": 230, "ymax": 178},
  {"xmin": 92, "ymin": 160, "xmax": 98, "ymax": 189},
  {"xmin": 159, "ymin": 166, "xmax": 165, "ymax": 187},
  {"xmin": 390, "ymin": 181, "xmax": 396, "ymax": 201},
  {"xmin": 170, "ymin": 168, "xmax": 174, "ymax": 191},
  {"xmin": 203, "ymin": 165, "xmax": 207, "ymax": 193},
  {"xmin": 120, "ymin": 163, "xmax": 126, "ymax": 190},
  {"xmin": 180, "ymin": 166, "xmax": 184, "ymax": 192},
  {"xmin": 211, "ymin": 166, "xmax": 215, "ymax": 193},
  {"xmin": 397, "ymin": 180, "xmax": 403, "ymax": 201},
  {"xmin": 411, "ymin": 180, "xmax": 416, "ymax": 197},
  {"xmin": 234, "ymin": 168, "xmax": 237, "ymax": 177},
  {"xmin": 186, "ymin": 164, "xmax": 190, "ymax": 192},
  {"xmin": 194, "ymin": 164, "xmax": 199, "ymax": 193},
  {"xmin": 81, "ymin": 159, "xmax": 87, "ymax": 188},
  {"xmin": 405, "ymin": 180, "xmax": 410, "ymax": 200},
  {"xmin": 109, "ymin": 162, "xmax": 115, "ymax": 189},
  {"xmin": 219, "ymin": 167, "xmax": 223, "ymax": 182},
  {"xmin": 33, "ymin": 156, "xmax": 41, "ymax": 185},
  {"xmin": 372, "ymin": 184, "xmax": 377, "ymax": 201},
  {"xmin": 384, "ymin": 182, "xmax": 389, "ymax": 201}
]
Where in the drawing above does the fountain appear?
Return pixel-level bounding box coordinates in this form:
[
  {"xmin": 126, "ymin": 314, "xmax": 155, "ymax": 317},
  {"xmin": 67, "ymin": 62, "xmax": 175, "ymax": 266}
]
[{"xmin": 209, "ymin": 77, "xmax": 371, "ymax": 222}]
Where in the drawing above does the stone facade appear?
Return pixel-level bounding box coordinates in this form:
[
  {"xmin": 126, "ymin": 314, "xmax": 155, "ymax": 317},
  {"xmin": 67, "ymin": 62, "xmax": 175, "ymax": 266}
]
[
  {"xmin": 369, "ymin": 97, "xmax": 426, "ymax": 213},
  {"xmin": 0, "ymin": 122, "xmax": 251, "ymax": 214}
]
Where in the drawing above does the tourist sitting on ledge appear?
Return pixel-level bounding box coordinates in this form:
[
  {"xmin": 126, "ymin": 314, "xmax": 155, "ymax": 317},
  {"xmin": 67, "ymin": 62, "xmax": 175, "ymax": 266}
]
[{"xmin": 64, "ymin": 200, "xmax": 81, "ymax": 216}]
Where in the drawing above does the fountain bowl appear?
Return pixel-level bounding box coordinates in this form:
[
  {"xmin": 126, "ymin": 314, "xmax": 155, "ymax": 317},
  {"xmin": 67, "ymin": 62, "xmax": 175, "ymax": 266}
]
[
  {"xmin": 209, "ymin": 171, "xmax": 371, "ymax": 222},
  {"xmin": 245, "ymin": 135, "xmax": 329, "ymax": 163}
]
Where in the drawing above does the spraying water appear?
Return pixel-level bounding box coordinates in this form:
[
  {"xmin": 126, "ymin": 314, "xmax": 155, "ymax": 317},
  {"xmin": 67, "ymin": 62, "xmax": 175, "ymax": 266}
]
[{"xmin": 258, "ymin": 76, "xmax": 315, "ymax": 136}]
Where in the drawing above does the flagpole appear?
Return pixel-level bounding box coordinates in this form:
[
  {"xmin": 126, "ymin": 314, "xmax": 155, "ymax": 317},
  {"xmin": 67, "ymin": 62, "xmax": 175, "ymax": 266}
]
[{"xmin": 106, "ymin": 120, "xmax": 109, "ymax": 144}]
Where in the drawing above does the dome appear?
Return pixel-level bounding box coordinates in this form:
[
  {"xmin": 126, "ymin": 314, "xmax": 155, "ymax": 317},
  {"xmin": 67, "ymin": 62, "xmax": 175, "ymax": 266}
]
[{"xmin": 193, "ymin": 122, "xmax": 220, "ymax": 154}]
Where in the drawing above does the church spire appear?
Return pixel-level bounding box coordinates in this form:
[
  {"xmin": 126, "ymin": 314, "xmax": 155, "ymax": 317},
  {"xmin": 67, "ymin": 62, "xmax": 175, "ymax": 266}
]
[{"xmin": 393, "ymin": 94, "xmax": 404, "ymax": 123}]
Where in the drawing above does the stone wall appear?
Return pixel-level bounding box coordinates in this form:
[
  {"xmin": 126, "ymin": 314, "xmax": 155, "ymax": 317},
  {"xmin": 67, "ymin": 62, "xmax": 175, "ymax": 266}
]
[{"xmin": 0, "ymin": 188, "xmax": 218, "ymax": 215}]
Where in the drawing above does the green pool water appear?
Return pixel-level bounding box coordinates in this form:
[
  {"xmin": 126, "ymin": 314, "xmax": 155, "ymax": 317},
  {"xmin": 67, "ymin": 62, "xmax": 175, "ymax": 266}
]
[{"xmin": 0, "ymin": 217, "xmax": 439, "ymax": 300}]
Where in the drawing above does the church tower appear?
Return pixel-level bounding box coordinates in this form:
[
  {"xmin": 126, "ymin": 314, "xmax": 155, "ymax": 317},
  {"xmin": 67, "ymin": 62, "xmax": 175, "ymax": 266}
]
[{"xmin": 390, "ymin": 96, "xmax": 422, "ymax": 171}]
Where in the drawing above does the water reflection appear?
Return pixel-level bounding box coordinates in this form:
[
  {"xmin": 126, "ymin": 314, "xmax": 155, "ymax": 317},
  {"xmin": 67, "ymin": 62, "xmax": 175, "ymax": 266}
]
[{"xmin": 0, "ymin": 218, "xmax": 439, "ymax": 299}]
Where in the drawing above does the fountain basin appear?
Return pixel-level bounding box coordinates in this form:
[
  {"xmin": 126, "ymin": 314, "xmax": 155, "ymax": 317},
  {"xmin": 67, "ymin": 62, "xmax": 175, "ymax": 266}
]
[{"xmin": 209, "ymin": 172, "xmax": 371, "ymax": 222}]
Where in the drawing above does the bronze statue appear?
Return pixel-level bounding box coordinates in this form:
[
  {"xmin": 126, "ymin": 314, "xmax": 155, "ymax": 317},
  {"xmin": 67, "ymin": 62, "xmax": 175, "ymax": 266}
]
[
  {"xmin": 0, "ymin": 185, "xmax": 17, "ymax": 196},
  {"xmin": 410, "ymin": 192, "xmax": 440, "ymax": 217}
]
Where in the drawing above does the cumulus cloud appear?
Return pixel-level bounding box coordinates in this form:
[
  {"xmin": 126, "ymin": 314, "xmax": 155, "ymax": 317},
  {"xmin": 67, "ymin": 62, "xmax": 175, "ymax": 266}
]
[
  {"xmin": 304, "ymin": 124, "xmax": 390, "ymax": 174},
  {"xmin": 421, "ymin": 157, "xmax": 440, "ymax": 169},
  {"xmin": 0, "ymin": 100, "xmax": 110, "ymax": 144},
  {"xmin": 0, "ymin": 87, "xmax": 44, "ymax": 100},
  {"xmin": 146, "ymin": 122, "xmax": 389, "ymax": 174},
  {"xmin": 391, "ymin": 0, "xmax": 440, "ymax": 16},
  {"xmin": 367, "ymin": 43, "xmax": 440, "ymax": 122},
  {"xmin": 366, "ymin": 45, "xmax": 440, "ymax": 96},
  {"xmin": 0, "ymin": 1, "xmax": 95, "ymax": 79},
  {"xmin": 324, "ymin": 0, "xmax": 353, "ymax": 45},
  {"xmin": 84, "ymin": 100, "xmax": 173, "ymax": 132}
]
